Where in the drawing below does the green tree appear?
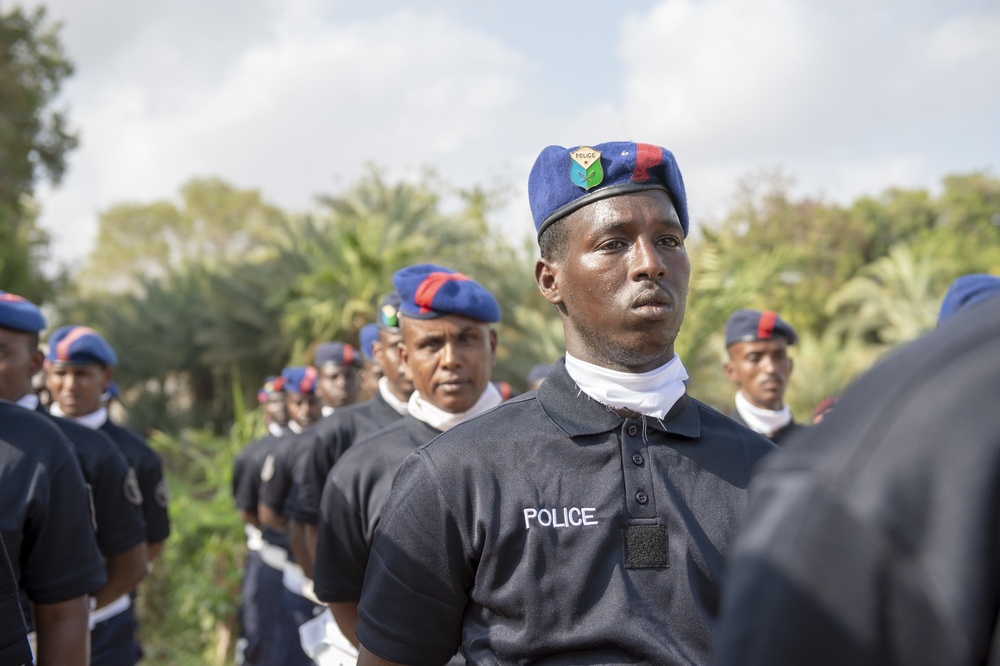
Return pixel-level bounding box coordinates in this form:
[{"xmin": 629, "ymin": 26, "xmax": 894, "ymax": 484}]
[{"xmin": 0, "ymin": 5, "xmax": 75, "ymax": 300}]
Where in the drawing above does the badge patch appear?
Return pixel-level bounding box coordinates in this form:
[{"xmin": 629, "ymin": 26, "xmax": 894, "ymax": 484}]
[
  {"xmin": 123, "ymin": 467, "xmax": 144, "ymax": 506},
  {"xmin": 154, "ymin": 478, "xmax": 170, "ymax": 509},
  {"xmin": 569, "ymin": 147, "xmax": 603, "ymax": 190},
  {"xmin": 260, "ymin": 454, "xmax": 275, "ymax": 482},
  {"xmin": 86, "ymin": 483, "xmax": 98, "ymax": 533}
]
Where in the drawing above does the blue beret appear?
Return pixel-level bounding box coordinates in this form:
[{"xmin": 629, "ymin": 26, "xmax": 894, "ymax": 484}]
[
  {"xmin": 376, "ymin": 291, "xmax": 402, "ymax": 331},
  {"xmin": 359, "ymin": 324, "xmax": 379, "ymax": 362},
  {"xmin": 938, "ymin": 274, "xmax": 1000, "ymax": 325},
  {"xmin": 0, "ymin": 291, "xmax": 46, "ymax": 333},
  {"xmin": 46, "ymin": 325, "xmax": 118, "ymax": 366},
  {"xmin": 393, "ymin": 264, "xmax": 501, "ymax": 323},
  {"xmin": 257, "ymin": 375, "xmax": 285, "ymax": 403},
  {"xmin": 281, "ymin": 366, "xmax": 318, "ymax": 395},
  {"xmin": 528, "ymin": 141, "xmax": 688, "ymax": 240},
  {"xmin": 725, "ymin": 310, "xmax": 798, "ymax": 347},
  {"xmin": 315, "ymin": 341, "xmax": 360, "ymax": 368}
]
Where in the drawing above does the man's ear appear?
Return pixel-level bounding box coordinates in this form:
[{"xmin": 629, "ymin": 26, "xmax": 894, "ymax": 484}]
[
  {"xmin": 397, "ymin": 343, "xmax": 413, "ymax": 382},
  {"xmin": 102, "ymin": 366, "xmax": 114, "ymax": 391},
  {"xmin": 535, "ymin": 258, "xmax": 563, "ymax": 307},
  {"xmin": 723, "ymin": 359, "xmax": 740, "ymax": 386}
]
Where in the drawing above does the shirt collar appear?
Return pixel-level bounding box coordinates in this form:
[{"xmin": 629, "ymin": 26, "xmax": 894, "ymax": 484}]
[
  {"xmin": 537, "ymin": 358, "xmax": 701, "ymax": 439},
  {"xmin": 49, "ymin": 403, "xmax": 109, "ymax": 430}
]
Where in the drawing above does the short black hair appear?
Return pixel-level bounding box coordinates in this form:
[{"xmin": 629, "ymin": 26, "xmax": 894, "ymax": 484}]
[{"xmin": 538, "ymin": 218, "xmax": 568, "ymax": 262}]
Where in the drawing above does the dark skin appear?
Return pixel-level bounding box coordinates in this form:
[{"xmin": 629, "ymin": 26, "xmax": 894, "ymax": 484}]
[
  {"xmin": 337, "ymin": 316, "xmax": 495, "ymax": 652},
  {"xmin": 317, "ymin": 363, "xmax": 362, "ymax": 409},
  {"xmin": 34, "ymin": 596, "xmax": 91, "ymax": 666},
  {"xmin": 356, "ymin": 190, "xmax": 689, "ymax": 666},
  {"xmin": 724, "ymin": 338, "xmax": 794, "ymax": 411}
]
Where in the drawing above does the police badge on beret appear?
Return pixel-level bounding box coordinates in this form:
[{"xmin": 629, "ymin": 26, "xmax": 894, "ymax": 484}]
[
  {"xmin": 154, "ymin": 478, "xmax": 170, "ymax": 509},
  {"xmin": 124, "ymin": 467, "xmax": 144, "ymax": 506}
]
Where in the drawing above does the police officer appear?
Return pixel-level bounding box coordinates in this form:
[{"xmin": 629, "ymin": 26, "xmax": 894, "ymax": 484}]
[
  {"xmin": 358, "ymin": 323, "xmax": 382, "ymax": 400},
  {"xmin": 0, "ymin": 295, "xmax": 148, "ymax": 665},
  {"xmin": 45, "ymin": 325, "xmax": 172, "ymax": 662},
  {"xmin": 526, "ymin": 363, "xmax": 553, "ymax": 391},
  {"xmin": 353, "ymin": 142, "xmax": 776, "ymax": 665},
  {"xmin": 0, "ymin": 295, "xmax": 107, "ymax": 666},
  {"xmin": 257, "ymin": 366, "xmax": 323, "ymax": 666},
  {"xmin": 722, "ymin": 309, "xmax": 806, "ymax": 445},
  {"xmin": 293, "ymin": 295, "xmax": 414, "ymax": 578},
  {"xmin": 314, "ymin": 265, "xmax": 501, "ymax": 652},
  {"xmin": 232, "ymin": 375, "xmax": 290, "ymax": 666},
  {"xmin": 711, "ymin": 290, "xmax": 1000, "ymax": 666}
]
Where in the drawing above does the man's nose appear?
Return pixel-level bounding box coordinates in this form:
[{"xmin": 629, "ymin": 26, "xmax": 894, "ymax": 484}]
[{"xmin": 630, "ymin": 236, "xmax": 666, "ymax": 281}]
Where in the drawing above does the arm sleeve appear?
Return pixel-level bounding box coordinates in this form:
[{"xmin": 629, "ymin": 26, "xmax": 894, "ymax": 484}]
[
  {"xmin": 137, "ymin": 449, "xmax": 171, "ymax": 543},
  {"xmin": 313, "ymin": 469, "xmax": 370, "ymax": 602},
  {"xmin": 259, "ymin": 443, "xmax": 293, "ymax": 513},
  {"xmin": 90, "ymin": 445, "xmax": 147, "ymax": 556},
  {"xmin": 355, "ymin": 452, "xmax": 472, "ymax": 665},
  {"xmin": 293, "ymin": 432, "xmax": 329, "ymax": 525}
]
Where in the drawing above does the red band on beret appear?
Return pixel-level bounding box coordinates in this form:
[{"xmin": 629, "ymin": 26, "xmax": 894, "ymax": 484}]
[
  {"xmin": 0, "ymin": 293, "xmax": 27, "ymax": 303},
  {"xmin": 757, "ymin": 311, "xmax": 777, "ymax": 340},
  {"xmin": 343, "ymin": 344, "xmax": 355, "ymax": 365},
  {"xmin": 302, "ymin": 366, "xmax": 318, "ymax": 393},
  {"xmin": 632, "ymin": 143, "xmax": 661, "ymax": 182},
  {"xmin": 414, "ymin": 272, "xmax": 471, "ymax": 315},
  {"xmin": 57, "ymin": 326, "xmax": 98, "ymax": 361}
]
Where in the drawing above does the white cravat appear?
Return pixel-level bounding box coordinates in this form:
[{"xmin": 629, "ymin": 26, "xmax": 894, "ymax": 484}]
[
  {"xmin": 407, "ymin": 382, "xmax": 503, "ymax": 432},
  {"xmin": 564, "ymin": 353, "xmax": 688, "ymax": 420},
  {"xmin": 267, "ymin": 422, "xmax": 288, "ymax": 438},
  {"xmin": 321, "ymin": 406, "xmax": 335, "ymax": 418},
  {"xmin": 378, "ymin": 377, "xmax": 409, "ymax": 416},
  {"xmin": 49, "ymin": 403, "xmax": 109, "ymax": 430},
  {"xmin": 735, "ymin": 390, "xmax": 791, "ymax": 436}
]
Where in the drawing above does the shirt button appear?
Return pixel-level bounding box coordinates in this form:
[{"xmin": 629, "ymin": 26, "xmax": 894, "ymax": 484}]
[
  {"xmin": 636, "ymin": 491, "xmax": 648, "ymax": 504},
  {"xmin": 632, "ymin": 453, "xmax": 644, "ymax": 466},
  {"xmin": 627, "ymin": 425, "xmax": 638, "ymax": 436}
]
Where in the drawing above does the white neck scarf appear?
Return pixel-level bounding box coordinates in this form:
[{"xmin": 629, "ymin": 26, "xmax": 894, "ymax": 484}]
[
  {"xmin": 564, "ymin": 353, "xmax": 688, "ymax": 420},
  {"xmin": 378, "ymin": 377, "xmax": 409, "ymax": 416},
  {"xmin": 50, "ymin": 403, "xmax": 109, "ymax": 430},
  {"xmin": 321, "ymin": 406, "xmax": 335, "ymax": 418},
  {"xmin": 288, "ymin": 421, "xmax": 303, "ymax": 434},
  {"xmin": 267, "ymin": 422, "xmax": 289, "ymax": 438},
  {"xmin": 407, "ymin": 382, "xmax": 503, "ymax": 432},
  {"xmin": 735, "ymin": 390, "xmax": 791, "ymax": 437},
  {"xmin": 16, "ymin": 393, "xmax": 39, "ymax": 411}
]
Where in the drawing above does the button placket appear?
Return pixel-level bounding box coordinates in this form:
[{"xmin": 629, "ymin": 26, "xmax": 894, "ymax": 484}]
[{"xmin": 620, "ymin": 419, "xmax": 656, "ymax": 518}]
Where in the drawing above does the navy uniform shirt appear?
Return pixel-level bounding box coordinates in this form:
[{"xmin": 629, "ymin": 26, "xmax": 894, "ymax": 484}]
[
  {"xmin": 233, "ymin": 431, "xmax": 284, "ymax": 515},
  {"xmin": 0, "ymin": 531, "xmax": 31, "ymax": 666},
  {"xmin": 313, "ymin": 416, "xmax": 438, "ymax": 603},
  {"xmin": 357, "ymin": 360, "xmax": 775, "ymax": 665},
  {"xmin": 36, "ymin": 406, "xmax": 146, "ymax": 557},
  {"xmin": 728, "ymin": 411, "xmax": 807, "ymax": 446},
  {"xmin": 0, "ymin": 403, "xmax": 106, "ymax": 622},
  {"xmin": 712, "ymin": 297, "xmax": 1000, "ymax": 666},
  {"xmin": 293, "ymin": 392, "xmax": 405, "ymax": 526},
  {"xmin": 258, "ymin": 427, "xmax": 313, "ymax": 520},
  {"xmin": 101, "ymin": 420, "xmax": 172, "ymax": 544}
]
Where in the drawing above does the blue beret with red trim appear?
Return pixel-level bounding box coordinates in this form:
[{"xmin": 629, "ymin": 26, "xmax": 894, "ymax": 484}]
[
  {"xmin": 393, "ymin": 264, "xmax": 501, "ymax": 323},
  {"xmin": 0, "ymin": 291, "xmax": 46, "ymax": 333},
  {"xmin": 46, "ymin": 325, "xmax": 118, "ymax": 366},
  {"xmin": 257, "ymin": 375, "xmax": 285, "ymax": 403},
  {"xmin": 528, "ymin": 141, "xmax": 688, "ymax": 240},
  {"xmin": 938, "ymin": 274, "xmax": 1000, "ymax": 325},
  {"xmin": 315, "ymin": 342, "xmax": 360, "ymax": 368},
  {"xmin": 359, "ymin": 324, "xmax": 379, "ymax": 362},
  {"xmin": 281, "ymin": 366, "xmax": 318, "ymax": 395},
  {"xmin": 725, "ymin": 309, "xmax": 798, "ymax": 347}
]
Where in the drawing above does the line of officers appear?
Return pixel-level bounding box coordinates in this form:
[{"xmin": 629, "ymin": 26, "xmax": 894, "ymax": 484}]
[
  {"xmin": 230, "ymin": 261, "xmax": 811, "ymax": 665},
  {"xmin": 0, "ymin": 296, "xmax": 170, "ymax": 666}
]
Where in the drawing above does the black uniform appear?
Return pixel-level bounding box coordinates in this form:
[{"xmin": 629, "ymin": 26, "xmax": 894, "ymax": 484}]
[
  {"xmin": 0, "ymin": 402, "xmax": 106, "ymax": 628},
  {"xmin": 712, "ymin": 297, "xmax": 1000, "ymax": 666},
  {"xmin": 313, "ymin": 416, "xmax": 438, "ymax": 603},
  {"xmin": 258, "ymin": 428, "xmax": 312, "ymax": 520},
  {"xmin": 0, "ymin": 531, "xmax": 30, "ymax": 666},
  {"xmin": 728, "ymin": 411, "xmax": 807, "ymax": 446},
  {"xmin": 233, "ymin": 431, "xmax": 285, "ymax": 518},
  {"xmin": 292, "ymin": 391, "xmax": 406, "ymax": 526},
  {"xmin": 101, "ymin": 419, "xmax": 172, "ymax": 544},
  {"xmin": 357, "ymin": 360, "xmax": 775, "ymax": 665}
]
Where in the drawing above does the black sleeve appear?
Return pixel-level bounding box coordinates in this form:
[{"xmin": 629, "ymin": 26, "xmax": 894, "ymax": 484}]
[
  {"xmin": 258, "ymin": 441, "xmax": 293, "ymax": 513},
  {"xmin": 0, "ymin": 532, "xmax": 31, "ymax": 666},
  {"xmin": 313, "ymin": 467, "xmax": 371, "ymax": 602},
  {"xmin": 292, "ymin": 432, "xmax": 328, "ymax": 525},
  {"xmin": 233, "ymin": 444, "xmax": 264, "ymax": 513},
  {"xmin": 89, "ymin": 441, "xmax": 147, "ymax": 556},
  {"xmin": 136, "ymin": 447, "xmax": 171, "ymax": 543}
]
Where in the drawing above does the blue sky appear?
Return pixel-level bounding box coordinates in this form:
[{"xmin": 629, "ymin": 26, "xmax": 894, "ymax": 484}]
[{"xmin": 31, "ymin": 0, "xmax": 1000, "ymax": 266}]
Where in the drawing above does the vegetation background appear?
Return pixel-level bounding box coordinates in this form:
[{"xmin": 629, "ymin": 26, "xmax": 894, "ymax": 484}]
[{"xmin": 3, "ymin": 5, "xmax": 999, "ymax": 664}]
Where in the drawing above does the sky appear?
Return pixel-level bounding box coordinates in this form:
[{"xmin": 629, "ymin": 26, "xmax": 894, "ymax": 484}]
[{"xmin": 28, "ymin": 0, "xmax": 1000, "ymax": 268}]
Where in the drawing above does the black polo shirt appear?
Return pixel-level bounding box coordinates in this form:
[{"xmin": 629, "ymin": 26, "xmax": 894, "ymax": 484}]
[
  {"xmin": 0, "ymin": 531, "xmax": 30, "ymax": 666},
  {"xmin": 0, "ymin": 403, "xmax": 106, "ymax": 619},
  {"xmin": 712, "ymin": 297, "xmax": 1000, "ymax": 666},
  {"xmin": 728, "ymin": 411, "xmax": 807, "ymax": 446},
  {"xmin": 258, "ymin": 427, "xmax": 313, "ymax": 518},
  {"xmin": 313, "ymin": 416, "xmax": 439, "ymax": 603},
  {"xmin": 37, "ymin": 407, "xmax": 146, "ymax": 557},
  {"xmin": 357, "ymin": 360, "xmax": 775, "ymax": 665},
  {"xmin": 293, "ymin": 392, "xmax": 405, "ymax": 526},
  {"xmin": 233, "ymin": 432, "xmax": 284, "ymax": 515},
  {"xmin": 101, "ymin": 419, "xmax": 172, "ymax": 544}
]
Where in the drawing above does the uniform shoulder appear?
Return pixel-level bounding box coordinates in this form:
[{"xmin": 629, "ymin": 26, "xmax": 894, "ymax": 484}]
[
  {"xmin": 690, "ymin": 397, "xmax": 776, "ymax": 454},
  {"xmin": 417, "ymin": 392, "xmax": 541, "ymax": 459},
  {"xmin": 0, "ymin": 403, "xmax": 75, "ymax": 459}
]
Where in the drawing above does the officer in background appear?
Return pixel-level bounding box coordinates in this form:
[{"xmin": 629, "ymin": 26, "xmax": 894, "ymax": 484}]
[
  {"xmin": 0, "ymin": 295, "xmax": 148, "ymax": 664},
  {"xmin": 0, "ymin": 531, "xmax": 31, "ymax": 666},
  {"xmin": 232, "ymin": 375, "xmax": 290, "ymax": 666},
  {"xmin": 258, "ymin": 366, "xmax": 323, "ymax": 666},
  {"xmin": 526, "ymin": 363, "xmax": 552, "ymax": 391},
  {"xmin": 358, "ymin": 323, "xmax": 382, "ymax": 400},
  {"xmin": 0, "ymin": 296, "xmax": 107, "ymax": 666},
  {"xmin": 711, "ymin": 290, "xmax": 1000, "ymax": 665},
  {"xmin": 45, "ymin": 325, "xmax": 172, "ymax": 662},
  {"xmin": 316, "ymin": 342, "xmax": 363, "ymax": 419},
  {"xmin": 354, "ymin": 142, "xmax": 775, "ymax": 665},
  {"xmin": 723, "ymin": 309, "xmax": 806, "ymax": 445},
  {"xmin": 315, "ymin": 264, "xmax": 502, "ymax": 655}
]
